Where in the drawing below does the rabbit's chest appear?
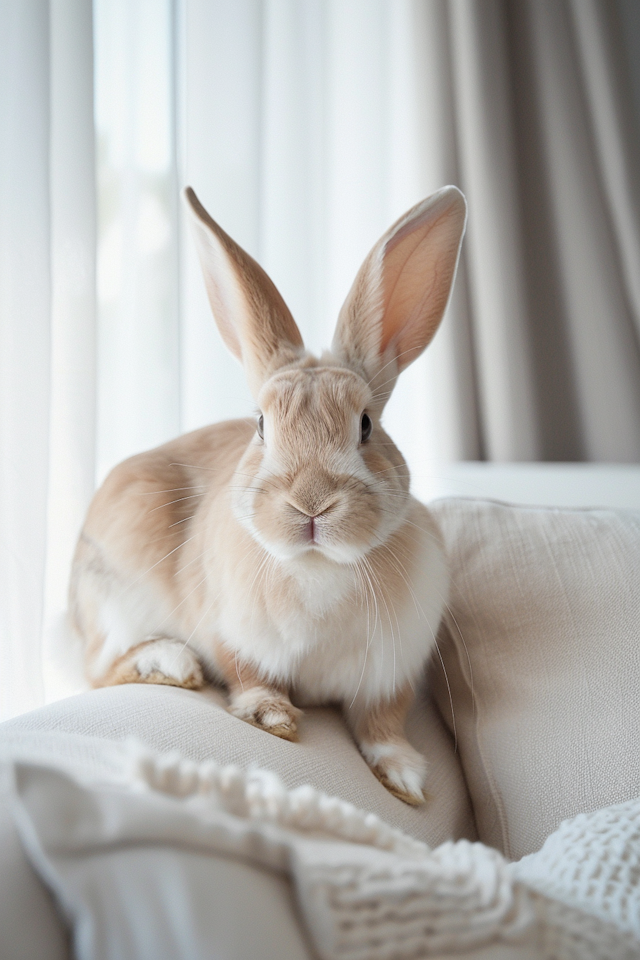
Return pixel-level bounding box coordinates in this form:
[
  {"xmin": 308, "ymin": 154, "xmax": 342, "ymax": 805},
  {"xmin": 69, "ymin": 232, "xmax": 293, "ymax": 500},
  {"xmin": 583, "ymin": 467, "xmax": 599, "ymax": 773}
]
[
  {"xmin": 211, "ymin": 560, "xmax": 354, "ymax": 675},
  {"xmin": 213, "ymin": 529, "xmax": 447, "ymax": 702},
  {"xmin": 293, "ymin": 591, "xmax": 435, "ymax": 704},
  {"xmin": 221, "ymin": 571, "xmax": 439, "ymax": 703}
]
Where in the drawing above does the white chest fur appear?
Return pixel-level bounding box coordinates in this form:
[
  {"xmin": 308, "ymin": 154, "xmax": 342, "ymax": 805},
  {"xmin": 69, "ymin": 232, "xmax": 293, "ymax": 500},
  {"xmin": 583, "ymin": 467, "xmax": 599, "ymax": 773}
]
[{"xmin": 209, "ymin": 515, "xmax": 448, "ymax": 708}]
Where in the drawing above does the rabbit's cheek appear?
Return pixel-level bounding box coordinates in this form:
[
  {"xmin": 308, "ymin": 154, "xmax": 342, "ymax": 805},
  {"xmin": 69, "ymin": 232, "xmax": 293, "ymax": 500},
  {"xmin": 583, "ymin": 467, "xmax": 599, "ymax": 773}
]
[
  {"xmin": 361, "ymin": 445, "xmax": 409, "ymax": 492},
  {"xmin": 328, "ymin": 497, "xmax": 380, "ymax": 549}
]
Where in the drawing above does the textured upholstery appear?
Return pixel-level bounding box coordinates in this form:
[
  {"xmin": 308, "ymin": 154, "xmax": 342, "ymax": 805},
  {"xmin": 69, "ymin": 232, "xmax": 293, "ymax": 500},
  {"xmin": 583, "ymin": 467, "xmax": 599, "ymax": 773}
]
[
  {"xmin": 2, "ymin": 681, "xmax": 476, "ymax": 848},
  {"xmin": 430, "ymin": 499, "xmax": 640, "ymax": 860},
  {"xmin": 0, "ymin": 681, "xmax": 475, "ymax": 960}
]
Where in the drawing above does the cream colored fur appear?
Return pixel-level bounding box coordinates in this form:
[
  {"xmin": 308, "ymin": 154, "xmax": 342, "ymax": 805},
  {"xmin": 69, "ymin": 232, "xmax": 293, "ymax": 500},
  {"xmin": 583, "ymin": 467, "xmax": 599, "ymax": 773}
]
[{"xmin": 69, "ymin": 185, "xmax": 467, "ymax": 804}]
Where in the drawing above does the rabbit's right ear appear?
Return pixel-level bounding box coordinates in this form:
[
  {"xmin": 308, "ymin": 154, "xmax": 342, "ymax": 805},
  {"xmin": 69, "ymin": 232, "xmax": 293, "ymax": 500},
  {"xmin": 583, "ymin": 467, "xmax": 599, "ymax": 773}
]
[
  {"xmin": 331, "ymin": 186, "xmax": 467, "ymax": 406},
  {"xmin": 184, "ymin": 187, "xmax": 304, "ymax": 396}
]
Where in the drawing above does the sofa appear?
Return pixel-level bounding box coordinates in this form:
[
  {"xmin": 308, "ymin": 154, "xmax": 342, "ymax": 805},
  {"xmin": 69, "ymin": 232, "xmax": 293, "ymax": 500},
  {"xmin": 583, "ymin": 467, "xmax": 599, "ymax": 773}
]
[{"xmin": 1, "ymin": 463, "xmax": 639, "ymax": 960}]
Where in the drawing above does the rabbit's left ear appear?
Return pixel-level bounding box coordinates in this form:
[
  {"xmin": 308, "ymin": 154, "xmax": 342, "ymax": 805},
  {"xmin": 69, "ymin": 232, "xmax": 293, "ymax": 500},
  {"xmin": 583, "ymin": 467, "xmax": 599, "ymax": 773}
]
[{"xmin": 331, "ymin": 186, "xmax": 466, "ymax": 404}]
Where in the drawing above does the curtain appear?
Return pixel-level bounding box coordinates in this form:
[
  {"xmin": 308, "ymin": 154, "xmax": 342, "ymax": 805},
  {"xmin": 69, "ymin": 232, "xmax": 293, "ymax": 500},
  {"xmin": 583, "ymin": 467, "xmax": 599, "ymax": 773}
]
[
  {"xmin": 447, "ymin": 0, "xmax": 640, "ymax": 461},
  {"xmin": 1, "ymin": 0, "xmax": 640, "ymax": 720},
  {"xmin": 0, "ymin": 0, "xmax": 96, "ymax": 721}
]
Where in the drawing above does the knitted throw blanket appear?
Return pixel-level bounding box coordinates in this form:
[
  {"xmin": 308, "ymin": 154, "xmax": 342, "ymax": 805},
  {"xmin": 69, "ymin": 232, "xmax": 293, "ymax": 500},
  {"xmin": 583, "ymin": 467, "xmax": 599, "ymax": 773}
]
[{"xmin": 7, "ymin": 741, "xmax": 640, "ymax": 960}]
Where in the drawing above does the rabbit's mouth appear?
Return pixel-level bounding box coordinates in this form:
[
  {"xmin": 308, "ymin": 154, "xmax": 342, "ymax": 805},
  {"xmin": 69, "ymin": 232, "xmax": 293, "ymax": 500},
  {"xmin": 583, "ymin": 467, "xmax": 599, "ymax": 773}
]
[
  {"xmin": 299, "ymin": 513, "xmax": 339, "ymax": 553},
  {"xmin": 305, "ymin": 515, "xmax": 317, "ymax": 543},
  {"xmin": 242, "ymin": 484, "xmax": 384, "ymax": 564},
  {"xmin": 295, "ymin": 498, "xmax": 340, "ymax": 546}
]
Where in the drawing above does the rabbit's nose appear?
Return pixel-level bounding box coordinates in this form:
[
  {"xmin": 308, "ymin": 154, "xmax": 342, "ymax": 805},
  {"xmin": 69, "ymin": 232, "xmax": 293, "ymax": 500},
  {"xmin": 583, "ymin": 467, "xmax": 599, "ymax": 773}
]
[
  {"xmin": 288, "ymin": 498, "xmax": 337, "ymax": 520},
  {"xmin": 288, "ymin": 469, "xmax": 340, "ymax": 513}
]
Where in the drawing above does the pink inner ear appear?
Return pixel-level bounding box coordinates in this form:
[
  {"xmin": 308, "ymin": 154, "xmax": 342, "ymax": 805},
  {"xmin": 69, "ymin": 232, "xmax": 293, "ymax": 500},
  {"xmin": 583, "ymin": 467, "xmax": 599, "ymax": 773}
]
[
  {"xmin": 379, "ymin": 228, "xmax": 431, "ymax": 355},
  {"xmin": 378, "ymin": 203, "xmax": 463, "ymax": 363},
  {"xmin": 201, "ymin": 268, "xmax": 244, "ymax": 363}
]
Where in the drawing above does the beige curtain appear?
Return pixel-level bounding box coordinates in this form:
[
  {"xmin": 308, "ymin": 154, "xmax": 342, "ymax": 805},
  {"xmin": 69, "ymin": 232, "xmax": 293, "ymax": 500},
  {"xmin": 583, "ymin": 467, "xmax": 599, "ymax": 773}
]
[{"xmin": 422, "ymin": 0, "xmax": 640, "ymax": 462}]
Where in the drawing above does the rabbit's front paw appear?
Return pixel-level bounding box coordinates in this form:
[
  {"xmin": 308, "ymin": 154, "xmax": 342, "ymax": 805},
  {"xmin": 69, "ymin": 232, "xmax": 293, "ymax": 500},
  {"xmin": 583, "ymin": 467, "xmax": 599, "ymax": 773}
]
[
  {"xmin": 229, "ymin": 686, "xmax": 302, "ymax": 742},
  {"xmin": 105, "ymin": 638, "xmax": 204, "ymax": 690},
  {"xmin": 360, "ymin": 740, "xmax": 427, "ymax": 805}
]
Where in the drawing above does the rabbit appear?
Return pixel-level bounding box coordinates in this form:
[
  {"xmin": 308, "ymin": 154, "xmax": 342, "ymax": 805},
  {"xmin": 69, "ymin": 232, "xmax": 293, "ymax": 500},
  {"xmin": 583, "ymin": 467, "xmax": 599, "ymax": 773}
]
[{"xmin": 68, "ymin": 184, "xmax": 467, "ymax": 805}]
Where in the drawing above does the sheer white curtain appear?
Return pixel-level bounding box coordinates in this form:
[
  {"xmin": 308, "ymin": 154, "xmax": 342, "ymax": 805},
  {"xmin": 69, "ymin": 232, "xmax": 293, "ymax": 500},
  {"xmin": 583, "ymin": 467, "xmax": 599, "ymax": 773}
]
[
  {"xmin": 0, "ymin": 0, "xmax": 95, "ymax": 720},
  {"xmin": 94, "ymin": 0, "xmax": 180, "ymax": 483}
]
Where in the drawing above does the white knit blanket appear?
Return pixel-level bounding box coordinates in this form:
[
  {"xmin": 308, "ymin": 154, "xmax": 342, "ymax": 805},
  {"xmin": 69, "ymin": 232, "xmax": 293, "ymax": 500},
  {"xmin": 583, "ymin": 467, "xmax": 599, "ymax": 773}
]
[{"xmin": 6, "ymin": 739, "xmax": 640, "ymax": 960}]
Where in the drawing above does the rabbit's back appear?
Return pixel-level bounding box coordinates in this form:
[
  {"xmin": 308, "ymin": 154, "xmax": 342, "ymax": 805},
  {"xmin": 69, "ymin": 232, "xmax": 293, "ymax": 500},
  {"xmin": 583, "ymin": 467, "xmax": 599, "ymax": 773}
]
[{"xmin": 69, "ymin": 418, "xmax": 254, "ymax": 681}]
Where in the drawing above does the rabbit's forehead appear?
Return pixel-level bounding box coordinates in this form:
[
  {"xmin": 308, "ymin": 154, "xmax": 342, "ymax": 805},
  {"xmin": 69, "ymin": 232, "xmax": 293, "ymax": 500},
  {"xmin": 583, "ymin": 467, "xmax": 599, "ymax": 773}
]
[{"xmin": 259, "ymin": 368, "xmax": 370, "ymax": 422}]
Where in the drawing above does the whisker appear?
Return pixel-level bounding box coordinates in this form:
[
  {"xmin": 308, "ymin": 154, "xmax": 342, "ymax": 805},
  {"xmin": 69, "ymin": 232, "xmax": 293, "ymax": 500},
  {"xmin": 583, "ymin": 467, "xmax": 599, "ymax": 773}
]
[
  {"xmin": 432, "ymin": 634, "xmax": 457, "ymax": 751},
  {"xmin": 228, "ymin": 486, "xmax": 269, "ymax": 495},
  {"xmin": 377, "ymin": 506, "xmax": 443, "ymax": 546},
  {"xmin": 167, "ymin": 538, "xmax": 262, "ymax": 672},
  {"xmin": 235, "ymin": 650, "xmax": 244, "ymax": 691},
  {"xmin": 362, "ymin": 555, "xmax": 394, "ymax": 692},
  {"xmin": 370, "ymin": 465, "xmax": 410, "ymax": 478},
  {"xmin": 158, "ymin": 570, "xmax": 211, "ymax": 631},
  {"xmin": 232, "ymin": 471, "xmax": 280, "ymax": 490},
  {"xmin": 365, "ymin": 347, "xmax": 417, "ymax": 391},
  {"xmin": 169, "ymin": 461, "xmax": 219, "ymax": 472},
  {"xmin": 136, "ymin": 485, "xmax": 208, "ymax": 496},
  {"xmin": 380, "ymin": 529, "xmax": 474, "ymax": 737},
  {"xmin": 348, "ymin": 562, "xmax": 370, "ymax": 707},
  {"xmin": 112, "ymin": 535, "xmax": 197, "ymax": 604},
  {"xmin": 148, "ymin": 493, "xmax": 204, "ymax": 513},
  {"xmin": 174, "ymin": 543, "xmax": 215, "ymax": 577},
  {"xmin": 168, "ymin": 514, "xmax": 197, "ymax": 528},
  {"xmin": 443, "ymin": 603, "xmax": 475, "ymax": 721},
  {"xmin": 349, "ymin": 558, "xmax": 379, "ymax": 707},
  {"xmin": 382, "ymin": 539, "xmax": 457, "ymax": 743},
  {"xmin": 371, "ymin": 554, "xmax": 404, "ymax": 693}
]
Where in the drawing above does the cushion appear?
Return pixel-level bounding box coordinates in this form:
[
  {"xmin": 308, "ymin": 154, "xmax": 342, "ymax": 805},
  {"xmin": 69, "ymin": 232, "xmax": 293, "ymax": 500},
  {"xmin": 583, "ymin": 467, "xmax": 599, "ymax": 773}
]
[
  {"xmin": 13, "ymin": 750, "xmax": 637, "ymax": 960},
  {"xmin": 429, "ymin": 498, "xmax": 640, "ymax": 861},
  {"xmin": 5, "ymin": 750, "xmax": 548, "ymax": 960},
  {"xmin": 1, "ymin": 681, "xmax": 476, "ymax": 848},
  {"xmin": 0, "ymin": 683, "xmax": 475, "ymax": 959},
  {"xmin": 0, "ymin": 761, "xmax": 70, "ymax": 960}
]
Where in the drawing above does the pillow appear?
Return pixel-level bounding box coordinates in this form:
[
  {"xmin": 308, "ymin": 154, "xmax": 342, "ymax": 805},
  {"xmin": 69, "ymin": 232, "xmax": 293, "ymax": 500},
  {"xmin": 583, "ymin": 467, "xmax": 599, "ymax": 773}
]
[
  {"xmin": 2, "ymin": 681, "xmax": 476, "ymax": 848},
  {"xmin": 0, "ymin": 762, "xmax": 70, "ymax": 960},
  {"xmin": 14, "ymin": 751, "xmax": 638, "ymax": 960},
  {"xmin": 429, "ymin": 499, "xmax": 640, "ymax": 861}
]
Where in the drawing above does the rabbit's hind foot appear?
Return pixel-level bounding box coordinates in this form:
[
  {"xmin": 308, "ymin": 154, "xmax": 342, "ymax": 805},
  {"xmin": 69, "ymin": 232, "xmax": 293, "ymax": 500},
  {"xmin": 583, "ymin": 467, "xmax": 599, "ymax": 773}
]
[
  {"xmin": 360, "ymin": 739, "xmax": 427, "ymax": 805},
  {"xmin": 229, "ymin": 686, "xmax": 302, "ymax": 742}
]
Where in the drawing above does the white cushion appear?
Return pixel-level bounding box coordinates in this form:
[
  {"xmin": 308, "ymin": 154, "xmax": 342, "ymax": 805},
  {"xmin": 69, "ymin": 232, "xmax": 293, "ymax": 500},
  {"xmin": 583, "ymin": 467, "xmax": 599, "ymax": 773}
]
[
  {"xmin": 0, "ymin": 637, "xmax": 477, "ymax": 959},
  {"xmin": 7, "ymin": 751, "xmax": 544, "ymax": 960},
  {"xmin": 12, "ymin": 750, "xmax": 637, "ymax": 960},
  {"xmin": 2, "ymin": 681, "xmax": 476, "ymax": 848},
  {"xmin": 430, "ymin": 498, "xmax": 640, "ymax": 860},
  {"xmin": 0, "ymin": 762, "xmax": 69, "ymax": 960}
]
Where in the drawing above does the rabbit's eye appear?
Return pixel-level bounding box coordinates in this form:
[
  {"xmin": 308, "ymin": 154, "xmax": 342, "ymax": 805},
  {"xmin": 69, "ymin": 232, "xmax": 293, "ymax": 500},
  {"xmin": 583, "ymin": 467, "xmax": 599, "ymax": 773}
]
[
  {"xmin": 360, "ymin": 413, "xmax": 372, "ymax": 443},
  {"xmin": 257, "ymin": 414, "xmax": 264, "ymax": 439}
]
